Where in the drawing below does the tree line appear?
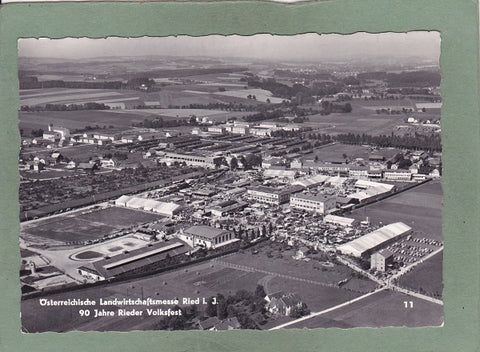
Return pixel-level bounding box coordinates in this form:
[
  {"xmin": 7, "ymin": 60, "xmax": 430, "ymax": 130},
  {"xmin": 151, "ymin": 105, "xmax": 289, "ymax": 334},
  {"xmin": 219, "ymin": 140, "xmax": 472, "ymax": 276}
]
[
  {"xmin": 334, "ymin": 132, "xmax": 441, "ymax": 152},
  {"xmin": 20, "ymin": 102, "xmax": 111, "ymax": 112},
  {"xmin": 132, "ymin": 116, "xmax": 198, "ymax": 129},
  {"xmin": 19, "ymin": 76, "xmax": 156, "ymax": 90}
]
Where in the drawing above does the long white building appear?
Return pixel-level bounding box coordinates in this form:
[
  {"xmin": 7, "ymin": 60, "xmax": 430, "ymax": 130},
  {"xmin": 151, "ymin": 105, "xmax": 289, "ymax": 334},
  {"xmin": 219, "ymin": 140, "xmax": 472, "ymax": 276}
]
[
  {"xmin": 115, "ymin": 196, "xmax": 182, "ymax": 217},
  {"xmin": 337, "ymin": 222, "xmax": 412, "ymax": 257}
]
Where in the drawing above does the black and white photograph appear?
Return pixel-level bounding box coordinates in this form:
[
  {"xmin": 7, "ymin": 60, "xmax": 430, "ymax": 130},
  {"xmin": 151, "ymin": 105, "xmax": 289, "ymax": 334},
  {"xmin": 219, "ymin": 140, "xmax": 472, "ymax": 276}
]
[{"xmin": 18, "ymin": 33, "xmax": 443, "ymax": 332}]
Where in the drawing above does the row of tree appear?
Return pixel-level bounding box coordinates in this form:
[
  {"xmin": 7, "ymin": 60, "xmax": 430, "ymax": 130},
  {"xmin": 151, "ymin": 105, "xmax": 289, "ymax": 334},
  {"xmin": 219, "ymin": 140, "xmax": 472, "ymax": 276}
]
[
  {"xmin": 320, "ymin": 101, "xmax": 352, "ymax": 114},
  {"xmin": 19, "ymin": 77, "xmax": 123, "ymax": 90},
  {"xmin": 133, "ymin": 116, "xmax": 198, "ymax": 129},
  {"xmin": 20, "ymin": 102, "xmax": 111, "ymax": 112},
  {"xmin": 335, "ymin": 132, "xmax": 442, "ymax": 152}
]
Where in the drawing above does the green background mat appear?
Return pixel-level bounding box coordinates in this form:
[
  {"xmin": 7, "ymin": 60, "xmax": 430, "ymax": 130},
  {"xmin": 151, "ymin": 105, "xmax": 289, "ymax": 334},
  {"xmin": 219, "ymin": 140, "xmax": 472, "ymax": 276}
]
[{"xmin": 0, "ymin": 1, "xmax": 479, "ymax": 351}]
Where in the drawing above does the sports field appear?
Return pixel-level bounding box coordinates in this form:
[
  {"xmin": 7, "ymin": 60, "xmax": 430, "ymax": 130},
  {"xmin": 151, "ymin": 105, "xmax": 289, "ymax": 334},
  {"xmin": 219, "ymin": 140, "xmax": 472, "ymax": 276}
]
[
  {"xmin": 286, "ymin": 289, "xmax": 444, "ymax": 329},
  {"xmin": 349, "ymin": 181, "xmax": 443, "ymax": 241},
  {"xmin": 21, "ymin": 207, "xmax": 160, "ymax": 243},
  {"xmin": 71, "ymin": 234, "xmax": 149, "ymax": 261}
]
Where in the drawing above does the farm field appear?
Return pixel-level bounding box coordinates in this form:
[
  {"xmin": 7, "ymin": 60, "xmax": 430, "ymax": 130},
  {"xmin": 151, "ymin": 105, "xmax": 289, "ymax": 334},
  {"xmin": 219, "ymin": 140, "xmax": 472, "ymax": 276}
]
[
  {"xmin": 21, "ymin": 250, "xmax": 369, "ymax": 332},
  {"xmin": 397, "ymin": 251, "xmax": 443, "ymax": 297},
  {"xmin": 20, "ymin": 88, "xmax": 115, "ymax": 98},
  {"xmin": 19, "ymin": 110, "xmax": 144, "ymax": 133},
  {"xmin": 302, "ymin": 143, "xmax": 402, "ymax": 162},
  {"xmin": 305, "ymin": 112, "xmax": 407, "ymax": 136},
  {"xmin": 286, "ymin": 289, "xmax": 444, "ymax": 329},
  {"xmin": 110, "ymin": 108, "xmax": 251, "ymax": 122},
  {"xmin": 297, "ymin": 98, "xmax": 435, "ymax": 136},
  {"xmin": 19, "ymin": 83, "xmax": 265, "ymax": 111},
  {"xmin": 353, "ymin": 98, "xmax": 416, "ymax": 110},
  {"xmin": 220, "ymin": 250, "xmax": 356, "ymax": 286},
  {"xmin": 21, "ymin": 206, "xmax": 161, "ymax": 243},
  {"xmin": 19, "ymin": 108, "xmax": 251, "ymax": 135},
  {"xmin": 349, "ymin": 181, "xmax": 443, "ymax": 241},
  {"xmin": 20, "ymin": 168, "xmax": 85, "ymax": 180},
  {"xmin": 215, "ymin": 88, "xmax": 286, "ymax": 103},
  {"xmin": 20, "ymin": 90, "xmax": 125, "ymax": 106}
]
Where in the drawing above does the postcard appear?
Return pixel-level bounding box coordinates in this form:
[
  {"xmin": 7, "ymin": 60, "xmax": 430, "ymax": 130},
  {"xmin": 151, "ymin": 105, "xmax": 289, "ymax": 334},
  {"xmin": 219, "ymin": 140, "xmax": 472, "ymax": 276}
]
[{"xmin": 18, "ymin": 32, "xmax": 444, "ymax": 332}]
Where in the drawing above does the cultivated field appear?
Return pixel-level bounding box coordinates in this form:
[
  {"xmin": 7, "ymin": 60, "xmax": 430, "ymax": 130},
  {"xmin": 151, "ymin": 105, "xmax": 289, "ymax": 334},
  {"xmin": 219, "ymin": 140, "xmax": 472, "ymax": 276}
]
[
  {"xmin": 349, "ymin": 181, "xmax": 443, "ymax": 241},
  {"xmin": 397, "ymin": 251, "xmax": 443, "ymax": 297},
  {"xmin": 215, "ymin": 88, "xmax": 286, "ymax": 103},
  {"xmin": 21, "ymin": 207, "xmax": 161, "ymax": 244},
  {"xmin": 286, "ymin": 289, "xmax": 444, "ymax": 329},
  {"xmin": 20, "ymin": 90, "xmax": 125, "ymax": 106},
  {"xmin": 19, "ymin": 108, "xmax": 250, "ymax": 135},
  {"xmin": 302, "ymin": 143, "xmax": 402, "ymax": 162},
  {"xmin": 296, "ymin": 98, "xmax": 435, "ymax": 136},
  {"xmin": 305, "ymin": 112, "xmax": 407, "ymax": 136},
  {"xmin": 19, "ymin": 110, "xmax": 143, "ymax": 133},
  {"xmin": 109, "ymin": 108, "xmax": 251, "ymax": 122}
]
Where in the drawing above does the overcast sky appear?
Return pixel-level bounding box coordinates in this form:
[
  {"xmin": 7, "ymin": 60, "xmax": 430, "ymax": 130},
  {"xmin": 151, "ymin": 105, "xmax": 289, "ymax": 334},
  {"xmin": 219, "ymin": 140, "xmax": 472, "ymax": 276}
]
[{"xmin": 18, "ymin": 32, "xmax": 440, "ymax": 62}]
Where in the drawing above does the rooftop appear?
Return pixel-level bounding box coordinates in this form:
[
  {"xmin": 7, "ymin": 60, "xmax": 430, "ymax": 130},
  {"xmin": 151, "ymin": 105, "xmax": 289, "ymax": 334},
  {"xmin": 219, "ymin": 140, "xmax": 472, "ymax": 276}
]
[
  {"xmin": 291, "ymin": 193, "xmax": 333, "ymax": 202},
  {"xmin": 184, "ymin": 225, "xmax": 229, "ymax": 239},
  {"xmin": 93, "ymin": 239, "xmax": 191, "ymax": 278},
  {"xmin": 337, "ymin": 222, "xmax": 412, "ymax": 257}
]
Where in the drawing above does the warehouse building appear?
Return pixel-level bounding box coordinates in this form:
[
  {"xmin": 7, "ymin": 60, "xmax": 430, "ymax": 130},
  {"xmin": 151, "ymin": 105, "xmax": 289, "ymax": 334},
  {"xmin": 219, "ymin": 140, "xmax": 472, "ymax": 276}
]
[
  {"xmin": 181, "ymin": 225, "xmax": 235, "ymax": 249},
  {"xmin": 264, "ymin": 167, "xmax": 297, "ymax": 180},
  {"xmin": 324, "ymin": 214, "xmax": 356, "ymax": 227},
  {"xmin": 383, "ymin": 169, "xmax": 412, "ymax": 181},
  {"xmin": 88, "ymin": 239, "xmax": 191, "ymax": 280},
  {"xmin": 292, "ymin": 174, "xmax": 331, "ymax": 188},
  {"xmin": 162, "ymin": 152, "xmax": 223, "ymax": 169},
  {"xmin": 348, "ymin": 180, "xmax": 395, "ymax": 203},
  {"xmin": 207, "ymin": 200, "xmax": 248, "ymax": 217},
  {"xmin": 115, "ymin": 196, "xmax": 182, "ymax": 217},
  {"xmin": 337, "ymin": 222, "xmax": 412, "ymax": 258},
  {"xmin": 290, "ymin": 193, "xmax": 336, "ymax": 214}
]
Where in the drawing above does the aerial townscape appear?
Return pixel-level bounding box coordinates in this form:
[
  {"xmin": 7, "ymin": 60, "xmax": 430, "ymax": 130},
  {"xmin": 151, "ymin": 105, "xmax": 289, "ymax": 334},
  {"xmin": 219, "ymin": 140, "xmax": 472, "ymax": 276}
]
[{"xmin": 18, "ymin": 34, "xmax": 443, "ymax": 332}]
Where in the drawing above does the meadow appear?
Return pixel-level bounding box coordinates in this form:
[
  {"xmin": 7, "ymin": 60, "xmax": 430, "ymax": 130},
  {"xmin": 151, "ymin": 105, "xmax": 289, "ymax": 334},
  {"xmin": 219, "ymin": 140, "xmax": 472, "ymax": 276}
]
[
  {"xmin": 397, "ymin": 251, "xmax": 443, "ymax": 297},
  {"xmin": 286, "ymin": 289, "xmax": 444, "ymax": 328},
  {"xmin": 302, "ymin": 143, "xmax": 402, "ymax": 162},
  {"xmin": 349, "ymin": 181, "xmax": 443, "ymax": 241}
]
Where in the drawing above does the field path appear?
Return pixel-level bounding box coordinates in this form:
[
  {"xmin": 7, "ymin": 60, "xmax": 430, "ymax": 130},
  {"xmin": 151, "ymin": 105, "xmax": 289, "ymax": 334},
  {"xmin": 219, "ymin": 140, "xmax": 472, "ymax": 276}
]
[{"xmin": 257, "ymin": 274, "xmax": 275, "ymax": 294}]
